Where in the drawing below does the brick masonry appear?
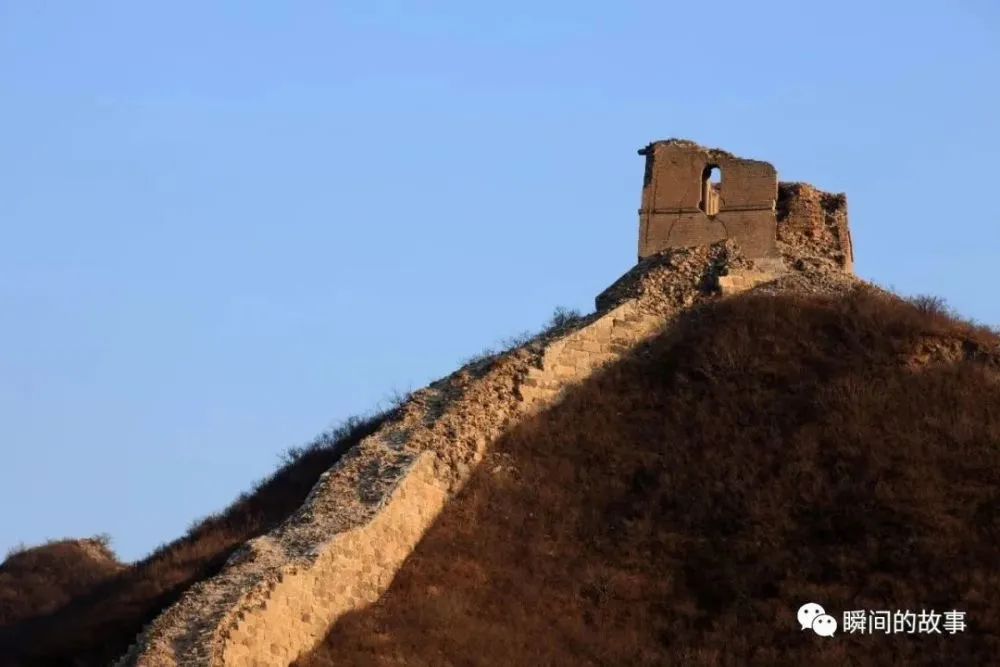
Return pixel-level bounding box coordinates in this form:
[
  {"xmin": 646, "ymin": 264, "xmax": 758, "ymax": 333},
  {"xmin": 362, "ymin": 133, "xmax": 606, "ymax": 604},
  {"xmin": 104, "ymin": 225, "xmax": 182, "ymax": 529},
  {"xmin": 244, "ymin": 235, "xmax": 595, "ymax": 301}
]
[
  {"xmin": 777, "ymin": 182, "xmax": 854, "ymax": 273},
  {"xmin": 519, "ymin": 301, "xmax": 664, "ymax": 408},
  {"xmin": 637, "ymin": 139, "xmax": 854, "ymax": 274},
  {"xmin": 638, "ymin": 139, "xmax": 780, "ymax": 261}
]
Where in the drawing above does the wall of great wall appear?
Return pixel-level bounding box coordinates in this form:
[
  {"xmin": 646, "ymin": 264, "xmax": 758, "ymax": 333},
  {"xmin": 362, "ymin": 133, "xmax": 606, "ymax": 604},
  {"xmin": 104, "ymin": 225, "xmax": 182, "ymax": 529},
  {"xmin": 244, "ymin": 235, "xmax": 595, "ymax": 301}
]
[
  {"xmin": 115, "ymin": 139, "xmax": 854, "ymax": 666},
  {"xmin": 116, "ymin": 243, "xmax": 786, "ymax": 667},
  {"xmin": 777, "ymin": 181, "xmax": 854, "ymax": 273}
]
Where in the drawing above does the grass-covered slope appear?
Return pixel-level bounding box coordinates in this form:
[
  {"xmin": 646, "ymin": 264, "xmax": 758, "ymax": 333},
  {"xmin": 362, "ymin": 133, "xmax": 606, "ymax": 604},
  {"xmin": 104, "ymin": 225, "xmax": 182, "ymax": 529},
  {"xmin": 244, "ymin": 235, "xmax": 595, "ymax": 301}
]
[
  {"xmin": 295, "ymin": 288, "xmax": 1000, "ymax": 666},
  {"xmin": 3, "ymin": 282, "xmax": 999, "ymax": 666},
  {"xmin": 0, "ymin": 536, "xmax": 124, "ymax": 628}
]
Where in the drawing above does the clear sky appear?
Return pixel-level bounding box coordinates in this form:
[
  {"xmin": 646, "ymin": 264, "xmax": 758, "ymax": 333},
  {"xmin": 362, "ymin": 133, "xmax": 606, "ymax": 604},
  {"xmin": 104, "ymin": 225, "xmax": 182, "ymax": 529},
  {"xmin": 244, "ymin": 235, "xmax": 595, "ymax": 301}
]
[{"xmin": 1, "ymin": 1, "xmax": 998, "ymax": 563}]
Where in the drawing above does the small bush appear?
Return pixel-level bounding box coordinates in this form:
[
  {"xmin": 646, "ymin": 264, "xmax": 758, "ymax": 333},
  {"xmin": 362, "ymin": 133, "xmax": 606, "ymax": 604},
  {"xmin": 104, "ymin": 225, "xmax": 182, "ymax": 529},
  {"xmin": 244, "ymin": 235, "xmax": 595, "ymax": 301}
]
[
  {"xmin": 908, "ymin": 293, "xmax": 953, "ymax": 317},
  {"xmin": 545, "ymin": 306, "xmax": 584, "ymax": 332}
]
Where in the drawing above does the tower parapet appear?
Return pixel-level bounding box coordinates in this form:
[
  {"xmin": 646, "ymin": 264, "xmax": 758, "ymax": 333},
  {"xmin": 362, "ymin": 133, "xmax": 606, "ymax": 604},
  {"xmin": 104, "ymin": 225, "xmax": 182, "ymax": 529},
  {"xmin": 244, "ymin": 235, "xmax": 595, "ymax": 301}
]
[
  {"xmin": 638, "ymin": 139, "xmax": 779, "ymax": 261},
  {"xmin": 637, "ymin": 139, "xmax": 853, "ymax": 273}
]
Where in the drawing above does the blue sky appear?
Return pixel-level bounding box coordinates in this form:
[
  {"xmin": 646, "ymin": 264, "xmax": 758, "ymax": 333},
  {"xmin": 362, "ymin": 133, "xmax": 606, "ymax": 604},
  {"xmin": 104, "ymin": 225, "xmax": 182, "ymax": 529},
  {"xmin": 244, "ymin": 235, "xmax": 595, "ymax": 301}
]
[{"xmin": 1, "ymin": 1, "xmax": 998, "ymax": 562}]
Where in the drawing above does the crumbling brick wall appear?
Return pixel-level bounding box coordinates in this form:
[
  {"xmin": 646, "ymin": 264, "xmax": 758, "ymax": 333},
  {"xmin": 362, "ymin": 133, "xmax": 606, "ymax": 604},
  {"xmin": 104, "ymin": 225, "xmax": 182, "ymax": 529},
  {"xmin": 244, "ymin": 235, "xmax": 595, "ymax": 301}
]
[
  {"xmin": 517, "ymin": 301, "xmax": 664, "ymax": 409},
  {"xmin": 637, "ymin": 139, "xmax": 854, "ymax": 274},
  {"xmin": 637, "ymin": 139, "xmax": 779, "ymax": 261},
  {"xmin": 777, "ymin": 182, "xmax": 854, "ymax": 273}
]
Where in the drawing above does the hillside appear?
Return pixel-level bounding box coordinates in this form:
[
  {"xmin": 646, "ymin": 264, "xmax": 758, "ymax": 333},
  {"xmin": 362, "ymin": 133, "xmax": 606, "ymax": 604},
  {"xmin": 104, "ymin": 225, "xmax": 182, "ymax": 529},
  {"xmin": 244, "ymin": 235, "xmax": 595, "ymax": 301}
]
[
  {"xmin": 2, "ymin": 140, "xmax": 999, "ymax": 665},
  {"xmin": 294, "ymin": 286, "xmax": 1000, "ymax": 666},
  {"xmin": 4, "ymin": 253, "xmax": 1000, "ymax": 665},
  {"xmin": 0, "ymin": 537, "xmax": 124, "ymax": 628}
]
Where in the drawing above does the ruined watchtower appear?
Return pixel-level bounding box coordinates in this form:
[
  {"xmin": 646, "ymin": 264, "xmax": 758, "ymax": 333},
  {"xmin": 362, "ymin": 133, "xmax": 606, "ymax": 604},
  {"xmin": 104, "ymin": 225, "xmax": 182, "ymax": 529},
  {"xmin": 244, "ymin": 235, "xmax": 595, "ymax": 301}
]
[{"xmin": 637, "ymin": 139, "xmax": 779, "ymax": 261}]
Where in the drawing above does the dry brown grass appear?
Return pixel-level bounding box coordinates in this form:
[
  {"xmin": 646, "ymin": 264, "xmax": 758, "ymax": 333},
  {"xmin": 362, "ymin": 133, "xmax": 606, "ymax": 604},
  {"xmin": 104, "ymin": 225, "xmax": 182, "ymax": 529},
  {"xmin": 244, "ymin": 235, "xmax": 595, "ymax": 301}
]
[
  {"xmin": 294, "ymin": 288, "xmax": 1000, "ymax": 666},
  {"xmin": 4, "ymin": 286, "xmax": 1000, "ymax": 666},
  {"xmin": 0, "ymin": 536, "xmax": 123, "ymax": 628},
  {"xmin": 0, "ymin": 413, "xmax": 387, "ymax": 667}
]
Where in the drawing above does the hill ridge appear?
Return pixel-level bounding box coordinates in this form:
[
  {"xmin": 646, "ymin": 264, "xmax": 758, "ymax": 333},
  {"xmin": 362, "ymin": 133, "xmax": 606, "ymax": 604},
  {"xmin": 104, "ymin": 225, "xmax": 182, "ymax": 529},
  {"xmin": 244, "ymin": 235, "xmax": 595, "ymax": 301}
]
[{"xmin": 7, "ymin": 139, "xmax": 942, "ymax": 666}]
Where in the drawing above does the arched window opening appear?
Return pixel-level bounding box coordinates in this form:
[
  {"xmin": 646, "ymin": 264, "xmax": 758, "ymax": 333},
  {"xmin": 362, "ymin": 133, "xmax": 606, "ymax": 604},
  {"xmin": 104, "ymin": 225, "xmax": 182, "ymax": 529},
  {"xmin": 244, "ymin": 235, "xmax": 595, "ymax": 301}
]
[{"xmin": 699, "ymin": 165, "xmax": 722, "ymax": 215}]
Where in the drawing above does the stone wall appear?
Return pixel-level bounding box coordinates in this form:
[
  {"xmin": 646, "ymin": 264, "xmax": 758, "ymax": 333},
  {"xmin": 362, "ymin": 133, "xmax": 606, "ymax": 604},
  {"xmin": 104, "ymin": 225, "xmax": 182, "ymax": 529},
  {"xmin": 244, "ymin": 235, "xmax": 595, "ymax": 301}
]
[
  {"xmin": 636, "ymin": 139, "xmax": 855, "ymax": 274},
  {"xmin": 518, "ymin": 301, "xmax": 665, "ymax": 409},
  {"xmin": 777, "ymin": 182, "xmax": 854, "ymax": 273},
  {"xmin": 115, "ymin": 246, "xmax": 781, "ymax": 667},
  {"xmin": 638, "ymin": 139, "xmax": 779, "ymax": 261},
  {"xmin": 717, "ymin": 269, "xmax": 783, "ymax": 295},
  {"xmin": 218, "ymin": 453, "xmax": 448, "ymax": 667}
]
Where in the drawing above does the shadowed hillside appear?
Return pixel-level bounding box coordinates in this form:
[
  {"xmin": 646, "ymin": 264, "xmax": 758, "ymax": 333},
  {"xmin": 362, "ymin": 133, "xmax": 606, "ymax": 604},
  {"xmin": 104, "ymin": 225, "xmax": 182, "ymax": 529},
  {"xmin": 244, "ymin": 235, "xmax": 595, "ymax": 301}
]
[{"xmin": 292, "ymin": 288, "xmax": 1000, "ymax": 666}]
